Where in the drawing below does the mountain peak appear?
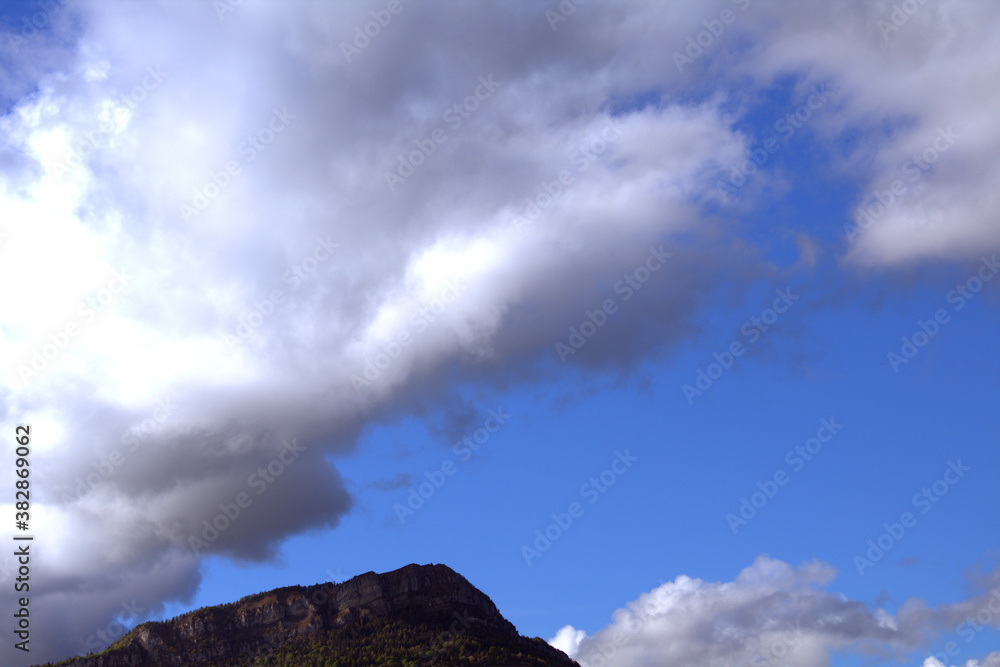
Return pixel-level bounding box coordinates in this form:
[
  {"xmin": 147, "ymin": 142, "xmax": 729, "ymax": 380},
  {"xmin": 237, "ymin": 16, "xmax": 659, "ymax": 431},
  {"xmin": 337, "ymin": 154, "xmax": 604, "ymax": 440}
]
[{"xmin": 40, "ymin": 563, "xmax": 578, "ymax": 667}]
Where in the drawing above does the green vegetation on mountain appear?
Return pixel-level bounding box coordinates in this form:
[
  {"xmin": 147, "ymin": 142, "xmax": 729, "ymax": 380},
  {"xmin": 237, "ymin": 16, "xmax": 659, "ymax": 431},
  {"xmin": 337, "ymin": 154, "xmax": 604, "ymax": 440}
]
[{"xmin": 36, "ymin": 564, "xmax": 578, "ymax": 667}]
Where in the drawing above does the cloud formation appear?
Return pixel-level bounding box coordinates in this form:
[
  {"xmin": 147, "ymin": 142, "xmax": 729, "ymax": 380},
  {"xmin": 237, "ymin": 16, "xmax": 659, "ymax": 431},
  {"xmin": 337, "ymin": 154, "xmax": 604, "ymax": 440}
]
[
  {"xmin": 923, "ymin": 655, "xmax": 1000, "ymax": 667},
  {"xmin": 554, "ymin": 556, "xmax": 1000, "ymax": 667}
]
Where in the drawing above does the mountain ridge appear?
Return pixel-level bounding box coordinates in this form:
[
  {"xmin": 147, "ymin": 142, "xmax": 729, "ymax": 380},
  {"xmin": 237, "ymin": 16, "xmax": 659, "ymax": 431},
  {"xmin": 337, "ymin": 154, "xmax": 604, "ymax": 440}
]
[{"xmin": 37, "ymin": 563, "xmax": 579, "ymax": 667}]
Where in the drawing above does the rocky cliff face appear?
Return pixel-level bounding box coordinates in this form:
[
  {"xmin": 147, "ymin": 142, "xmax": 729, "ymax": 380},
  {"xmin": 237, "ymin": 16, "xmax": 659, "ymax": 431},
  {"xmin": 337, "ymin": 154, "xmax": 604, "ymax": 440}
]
[{"xmin": 39, "ymin": 563, "xmax": 578, "ymax": 667}]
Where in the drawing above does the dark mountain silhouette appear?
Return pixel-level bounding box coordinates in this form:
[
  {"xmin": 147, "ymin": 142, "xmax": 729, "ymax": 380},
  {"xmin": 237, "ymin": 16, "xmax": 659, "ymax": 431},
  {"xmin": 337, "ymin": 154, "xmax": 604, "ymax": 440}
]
[{"xmin": 36, "ymin": 563, "xmax": 579, "ymax": 667}]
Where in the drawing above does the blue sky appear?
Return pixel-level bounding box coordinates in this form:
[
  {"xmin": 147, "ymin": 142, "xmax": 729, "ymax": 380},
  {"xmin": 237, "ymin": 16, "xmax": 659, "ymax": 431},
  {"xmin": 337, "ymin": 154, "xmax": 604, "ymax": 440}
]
[
  {"xmin": 182, "ymin": 208, "xmax": 1000, "ymax": 665},
  {"xmin": 1, "ymin": 1, "xmax": 998, "ymax": 666}
]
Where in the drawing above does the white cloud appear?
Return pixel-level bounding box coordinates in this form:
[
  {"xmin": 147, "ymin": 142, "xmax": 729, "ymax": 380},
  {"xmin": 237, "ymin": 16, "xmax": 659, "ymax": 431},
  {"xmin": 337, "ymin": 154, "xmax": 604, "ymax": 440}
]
[
  {"xmin": 550, "ymin": 624, "xmax": 587, "ymax": 658},
  {"xmin": 559, "ymin": 556, "xmax": 1000, "ymax": 667},
  {"xmin": 728, "ymin": 0, "xmax": 1000, "ymax": 267},
  {"xmin": 0, "ymin": 2, "xmax": 755, "ymax": 660},
  {"xmin": 923, "ymin": 653, "xmax": 1000, "ymax": 667}
]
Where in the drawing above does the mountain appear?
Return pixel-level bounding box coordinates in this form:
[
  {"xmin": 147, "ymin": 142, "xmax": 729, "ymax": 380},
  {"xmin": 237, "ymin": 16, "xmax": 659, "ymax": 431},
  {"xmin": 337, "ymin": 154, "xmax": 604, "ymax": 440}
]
[{"xmin": 37, "ymin": 563, "xmax": 580, "ymax": 667}]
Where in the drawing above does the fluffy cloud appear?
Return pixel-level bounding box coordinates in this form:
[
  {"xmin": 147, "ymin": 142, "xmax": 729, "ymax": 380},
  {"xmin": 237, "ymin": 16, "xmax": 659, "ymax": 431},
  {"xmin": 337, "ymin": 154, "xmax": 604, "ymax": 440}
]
[
  {"xmin": 923, "ymin": 653, "xmax": 1000, "ymax": 667},
  {"xmin": 554, "ymin": 556, "xmax": 1000, "ymax": 667},
  {"xmin": 0, "ymin": 1, "xmax": 757, "ymax": 660},
  {"xmin": 551, "ymin": 624, "xmax": 587, "ymax": 657}
]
